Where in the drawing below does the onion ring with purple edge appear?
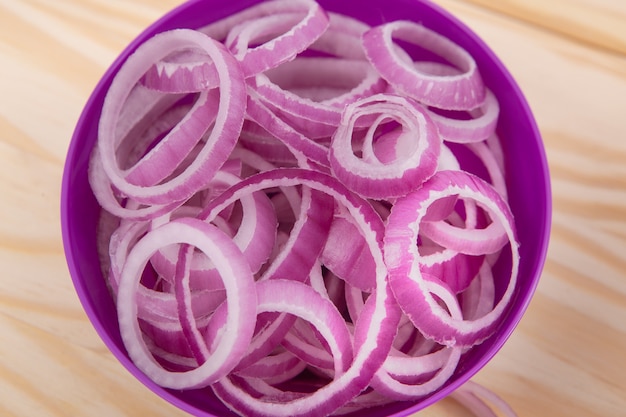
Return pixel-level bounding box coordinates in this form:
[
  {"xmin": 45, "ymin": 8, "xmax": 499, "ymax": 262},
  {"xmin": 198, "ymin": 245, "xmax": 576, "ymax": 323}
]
[{"xmin": 116, "ymin": 217, "xmax": 257, "ymax": 389}]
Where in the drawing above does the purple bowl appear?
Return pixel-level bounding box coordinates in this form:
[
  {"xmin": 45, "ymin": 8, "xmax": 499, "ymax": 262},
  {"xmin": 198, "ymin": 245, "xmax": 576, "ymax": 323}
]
[{"xmin": 61, "ymin": 0, "xmax": 551, "ymax": 416}]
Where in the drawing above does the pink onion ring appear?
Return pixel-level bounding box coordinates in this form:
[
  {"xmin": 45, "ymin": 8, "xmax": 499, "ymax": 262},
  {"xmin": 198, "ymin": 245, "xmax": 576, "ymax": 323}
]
[
  {"xmin": 384, "ymin": 170, "xmax": 519, "ymax": 347},
  {"xmin": 116, "ymin": 217, "xmax": 257, "ymax": 389},
  {"xmin": 329, "ymin": 94, "xmax": 441, "ymax": 199},
  {"xmin": 96, "ymin": 29, "xmax": 246, "ymax": 205},
  {"xmin": 225, "ymin": 0, "xmax": 329, "ymax": 76},
  {"xmin": 362, "ymin": 20, "xmax": 486, "ymax": 111}
]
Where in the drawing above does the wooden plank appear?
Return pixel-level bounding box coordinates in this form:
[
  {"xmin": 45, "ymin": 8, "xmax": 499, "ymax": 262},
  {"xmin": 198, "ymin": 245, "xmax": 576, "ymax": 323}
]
[{"xmin": 441, "ymin": 0, "xmax": 626, "ymax": 55}]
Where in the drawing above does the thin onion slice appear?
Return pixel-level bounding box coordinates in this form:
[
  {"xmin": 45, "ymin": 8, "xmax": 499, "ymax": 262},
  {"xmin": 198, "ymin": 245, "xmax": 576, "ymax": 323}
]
[
  {"xmin": 384, "ymin": 170, "xmax": 519, "ymax": 347},
  {"xmin": 116, "ymin": 217, "xmax": 257, "ymax": 389},
  {"xmin": 96, "ymin": 29, "xmax": 247, "ymax": 205},
  {"xmin": 329, "ymin": 94, "xmax": 441, "ymax": 199},
  {"xmin": 362, "ymin": 20, "xmax": 486, "ymax": 111},
  {"xmin": 225, "ymin": 0, "xmax": 329, "ymax": 76}
]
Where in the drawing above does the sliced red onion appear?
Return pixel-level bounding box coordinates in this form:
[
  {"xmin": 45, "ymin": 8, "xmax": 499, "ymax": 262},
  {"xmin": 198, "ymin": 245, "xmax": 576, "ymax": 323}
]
[
  {"xmin": 235, "ymin": 348, "xmax": 306, "ymax": 382},
  {"xmin": 245, "ymin": 10, "xmax": 384, "ymax": 138},
  {"xmin": 420, "ymin": 199, "xmax": 509, "ymax": 256},
  {"xmin": 419, "ymin": 243, "xmax": 484, "ymax": 294},
  {"xmin": 320, "ymin": 214, "xmax": 377, "ymax": 292},
  {"xmin": 333, "ymin": 389, "xmax": 396, "ymax": 415},
  {"xmin": 198, "ymin": 0, "xmax": 319, "ymax": 41},
  {"xmin": 171, "ymin": 244, "xmax": 211, "ymax": 362},
  {"xmin": 139, "ymin": 317, "xmax": 204, "ymax": 363},
  {"xmin": 212, "ymin": 279, "xmax": 353, "ymax": 412},
  {"xmin": 309, "ymin": 11, "xmax": 371, "ymax": 60},
  {"xmin": 225, "ymin": 0, "xmax": 329, "ymax": 76},
  {"xmin": 141, "ymin": 49, "xmax": 221, "ymax": 93},
  {"xmin": 362, "ymin": 20, "xmax": 486, "ymax": 111},
  {"xmin": 142, "ymin": 0, "xmax": 329, "ymax": 93},
  {"xmin": 246, "ymin": 89, "xmax": 331, "ymax": 167},
  {"xmin": 88, "ymin": 150, "xmax": 182, "ymax": 221},
  {"xmin": 149, "ymin": 171, "xmax": 277, "ymax": 290},
  {"xmin": 106, "ymin": 215, "xmax": 225, "ymax": 335},
  {"xmin": 406, "ymin": 61, "xmax": 499, "ymax": 144},
  {"xmin": 119, "ymin": 100, "xmax": 196, "ymax": 176},
  {"xmin": 281, "ymin": 319, "xmax": 335, "ymax": 371},
  {"xmin": 384, "ymin": 170, "xmax": 519, "ymax": 347},
  {"xmin": 329, "ymin": 94, "xmax": 441, "ymax": 199},
  {"xmin": 467, "ymin": 139, "xmax": 508, "ymax": 201},
  {"xmin": 437, "ymin": 143, "xmax": 461, "ymax": 171},
  {"xmin": 123, "ymin": 90, "xmax": 220, "ymax": 187},
  {"xmin": 427, "ymin": 90, "xmax": 500, "ymax": 144},
  {"xmin": 116, "ymin": 217, "xmax": 257, "ymax": 389},
  {"xmin": 238, "ymin": 120, "xmax": 301, "ymax": 166},
  {"xmin": 183, "ymin": 171, "xmax": 334, "ymax": 370},
  {"xmin": 195, "ymin": 175, "xmax": 333, "ymax": 283},
  {"xmin": 307, "ymin": 263, "xmax": 349, "ymax": 319},
  {"xmin": 461, "ymin": 260, "xmax": 496, "ymax": 321},
  {"xmin": 96, "ymin": 29, "xmax": 247, "ymax": 205},
  {"xmin": 250, "ymin": 58, "xmax": 386, "ymax": 139},
  {"xmin": 208, "ymin": 168, "xmax": 401, "ymax": 417},
  {"xmin": 486, "ymin": 133, "xmax": 506, "ymax": 178},
  {"xmin": 370, "ymin": 278, "xmax": 463, "ymax": 400}
]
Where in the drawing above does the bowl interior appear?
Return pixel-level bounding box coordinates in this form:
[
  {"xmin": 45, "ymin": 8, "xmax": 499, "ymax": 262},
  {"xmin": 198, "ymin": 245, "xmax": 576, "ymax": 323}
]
[{"xmin": 61, "ymin": 0, "xmax": 550, "ymax": 416}]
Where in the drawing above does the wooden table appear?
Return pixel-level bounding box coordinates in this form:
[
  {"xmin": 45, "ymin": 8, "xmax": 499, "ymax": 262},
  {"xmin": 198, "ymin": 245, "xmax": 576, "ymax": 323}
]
[{"xmin": 1, "ymin": 0, "xmax": 624, "ymax": 416}]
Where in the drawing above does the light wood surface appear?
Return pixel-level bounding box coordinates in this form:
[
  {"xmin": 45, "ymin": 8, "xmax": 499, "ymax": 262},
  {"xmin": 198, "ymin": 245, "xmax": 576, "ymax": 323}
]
[{"xmin": 1, "ymin": 0, "xmax": 624, "ymax": 416}]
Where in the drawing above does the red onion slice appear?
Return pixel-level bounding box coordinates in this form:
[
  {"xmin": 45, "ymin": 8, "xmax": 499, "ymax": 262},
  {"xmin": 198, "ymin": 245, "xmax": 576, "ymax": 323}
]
[
  {"xmin": 185, "ymin": 171, "xmax": 334, "ymax": 371},
  {"xmin": 251, "ymin": 58, "xmax": 386, "ymax": 139},
  {"xmin": 320, "ymin": 214, "xmax": 377, "ymax": 291},
  {"xmin": 461, "ymin": 259, "xmax": 496, "ymax": 320},
  {"xmin": 235, "ymin": 348, "xmax": 306, "ymax": 381},
  {"xmin": 88, "ymin": 150, "xmax": 181, "ymax": 221},
  {"xmin": 207, "ymin": 168, "xmax": 401, "ymax": 417},
  {"xmin": 141, "ymin": 49, "xmax": 221, "ymax": 93},
  {"xmin": 362, "ymin": 20, "xmax": 486, "ymax": 111},
  {"xmin": 116, "ymin": 217, "xmax": 257, "ymax": 389},
  {"xmin": 420, "ymin": 204, "xmax": 509, "ymax": 256},
  {"xmin": 197, "ymin": 0, "xmax": 320, "ymax": 40},
  {"xmin": 212, "ymin": 279, "xmax": 354, "ymax": 414},
  {"xmin": 371, "ymin": 278, "xmax": 464, "ymax": 400},
  {"xmin": 149, "ymin": 171, "xmax": 277, "ymax": 290},
  {"xmin": 309, "ymin": 11, "xmax": 371, "ymax": 60},
  {"xmin": 467, "ymin": 139, "xmax": 508, "ymax": 200},
  {"xmin": 329, "ymin": 94, "xmax": 441, "ymax": 199},
  {"xmin": 281, "ymin": 319, "xmax": 336, "ymax": 371},
  {"xmin": 419, "ymin": 243, "xmax": 485, "ymax": 294},
  {"xmin": 427, "ymin": 90, "xmax": 500, "ymax": 144},
  {"xmin": 384, "ymin": 170, "xmax": 519, "ymax": 347},
  {"xmin": 246, "ymin": 89, "xmax": 331, "ymax": 167},
  {"xmin": 96, "ymin": 29, "xmax": 247, "ymax": 205},
  {"xmin": 245, "ymin": 10, "xmax": 385, "ymax": 138},
  {"xmin": 123, "ymin": 90, "xmax": 220, "ymax": 187},
  {"xmin": 225, "ymin": 0, "xmax": 329, "ymax": 76}
]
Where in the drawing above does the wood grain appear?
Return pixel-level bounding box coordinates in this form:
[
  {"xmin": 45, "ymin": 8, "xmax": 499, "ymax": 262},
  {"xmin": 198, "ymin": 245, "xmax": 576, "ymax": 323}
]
[
  {"xmin": 0, "ymin": 0, "xmax": 624, "ymax": 416},
  {"xmin": 443, "ymin": 0, "xmax": 626, "ymax": 56}
]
